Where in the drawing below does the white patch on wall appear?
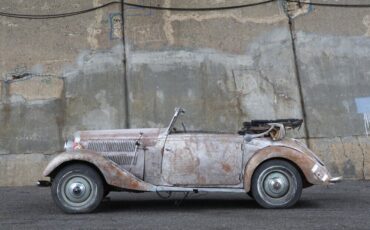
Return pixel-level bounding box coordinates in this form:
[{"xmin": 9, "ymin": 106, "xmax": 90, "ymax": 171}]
[
  {"xmin": 363, "ymin": 15, "xmax": 370, "ymax": 37},
  {"xmin": 364, "ymin": 112, "xmax": 370, "ymax": 136},
  {"xmin": 355, "ymin": 97, "xmax": 370, "ymax": 136}
]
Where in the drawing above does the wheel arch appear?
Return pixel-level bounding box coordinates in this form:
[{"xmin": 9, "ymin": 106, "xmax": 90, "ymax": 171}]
[
  {"xmin": 44, "ymin": 151, "xmax": 155, "ymax": 192},
  {"xmin": 49, "ymin": 160, "xmax": 107, "ymax": 186},
  {"xmin": 243, "ymin": 146, "xmax": 315, "ymax": 192}
]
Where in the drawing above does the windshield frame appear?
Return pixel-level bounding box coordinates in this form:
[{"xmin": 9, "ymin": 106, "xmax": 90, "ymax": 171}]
[{"xmin": 166, "ymin": 107, "xmax": 185, "ymax": 135}]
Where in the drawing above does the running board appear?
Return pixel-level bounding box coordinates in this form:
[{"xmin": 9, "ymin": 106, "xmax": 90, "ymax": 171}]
[{"xmin": 155, "ymin": 186, "xmax": 245, "ymax": 193}]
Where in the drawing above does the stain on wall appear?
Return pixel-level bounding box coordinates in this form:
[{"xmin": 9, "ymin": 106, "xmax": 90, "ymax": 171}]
[{"xmin": 110, "ymin": 13, "xmax": 123, "ymax": 40}]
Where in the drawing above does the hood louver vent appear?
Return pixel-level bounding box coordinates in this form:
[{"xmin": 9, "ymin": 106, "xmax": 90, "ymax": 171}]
[
  {"xmin": 103, "ymin": 152, "xmax": 138, "ymax": 165},
  {"xmin": 87, "ymin": 140, "xmax": 136, "ymax": 152},
  {"xmin": 86, "ymin": 140, "xmax": 138, "ymax": 165}
]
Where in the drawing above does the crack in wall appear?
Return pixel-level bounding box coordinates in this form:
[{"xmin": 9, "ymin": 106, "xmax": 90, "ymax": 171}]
[
  {"xmin": 356, "ymin": 136, "xmax": 367, "ymax": 180},
  {"xmin": 231, "ymin": 70, "xmax": 244, "ymax": 125}
]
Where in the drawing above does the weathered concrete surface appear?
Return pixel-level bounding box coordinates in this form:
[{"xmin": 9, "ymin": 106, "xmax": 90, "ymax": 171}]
[
  {"xmin": 1, "ymin": 0, "xmax": 370, "ymax": 185},
  {"xmin": 358, "ymin": 136, "xmax": 370, "ymax": 180},
  {"xmin": 293, "ymin": 0, "xmax": 370, "ymax": 138},
  {"xmin": 0, "ymin": 81, "xmax": 3, "ymax": 101},
  {"xmin": 126, "ymin": 1, "xmax": 304, "ymax": 133},
  {"xmin": 295, "ymin": 33, "xmax": 370, "ymax": 137},
  {"xmin": 8, "ymin": 76, "xmax": 64, "ymax": 101},
  {"xmin": 309, "ymin": 137, "xmax": 368, "ymax": 180},
  {"xmin": 63, "ymin": 45, "xmax": 126, "ymax": 135},
  {"xmin": 0, "ymin": 99, "xmax": 64, "ymax": 154},
  {"xmin": 0, "ymin": 0, "xmax": 121, "ymax": 73},
  {"xmin": 290, "ymin": 0, "xmax": 370, "ymax": 180},
  {"xmin": 0, "ymin": 153, "xmax": 53, "ymax": 186},
  {"xmin": 0, "ymin": 0, "xmax": 125, "ymax": 185}
]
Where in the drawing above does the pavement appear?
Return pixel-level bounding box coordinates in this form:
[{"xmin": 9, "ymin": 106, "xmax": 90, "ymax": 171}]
[{"xmin": 0, "ymin": 181, "xmax": 369, "ymax": 230}]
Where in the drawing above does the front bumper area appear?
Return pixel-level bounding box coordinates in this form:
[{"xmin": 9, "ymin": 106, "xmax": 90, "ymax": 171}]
[
  {"xmin": 329, "ymin": 176, "xmax": 343, "ymax": 184},
  {"xmin": 311, "ymin": 163, "xmax": 342, "ymax": 185}
]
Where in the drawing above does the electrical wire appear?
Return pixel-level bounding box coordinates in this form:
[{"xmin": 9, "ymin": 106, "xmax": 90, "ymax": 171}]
[
  {"xmin": 0, "ymin": 0, "xmax": 276, "ymax": 19},
  {"xmin": 0, "ymin": 1, "xmax": 120, "ymax": 19},
  {"xmin": 1, "ymin": 0, "xmax": 369, "ymax": 19},
  {"xmin": 124, "ymin": 0, "xmax": 277, "ymax": 11},
  {"xmin": 287, "ymin": 0, "xmax": 370, "ymax": 8}
]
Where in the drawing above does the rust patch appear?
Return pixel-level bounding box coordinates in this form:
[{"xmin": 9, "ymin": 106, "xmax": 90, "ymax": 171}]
[
  {"xmin": 222, "ymin": 163, "xmax": 232, "ymax": 173},
  {"xmin": 43, "ymin": 151, "xmax": 155, "ymax": 192},
  {"xmin": 243, "ymin": 146, "xmax": 321, "ymax": 192},
  {"xmin": 129, "ymin": 180, "xmax": 139, "ymax": 189}
]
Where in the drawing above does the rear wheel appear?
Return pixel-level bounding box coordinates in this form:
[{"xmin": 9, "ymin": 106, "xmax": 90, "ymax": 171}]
[
  {"xmin": 51, "ymin": 164, "xmax": 104, "ymax": 213},
  {"xmin": 251, "ymin": 160, "xmax": 302, "ymax": 209}
]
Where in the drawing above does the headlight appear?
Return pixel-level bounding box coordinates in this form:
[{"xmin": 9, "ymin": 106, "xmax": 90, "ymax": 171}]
[
  {"xmin": 64, "ymin": 137, "xmax": 74, "ymax": 151},
  {"xmin": 64, "ymin": 132, "xmax": 81, "ymax": 151}
]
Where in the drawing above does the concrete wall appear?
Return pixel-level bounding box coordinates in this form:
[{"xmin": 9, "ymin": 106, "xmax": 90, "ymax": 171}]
[
  {"xmin": 293, "ymin": 0, "xmax": 370, "ymax": 179},
  {"xmin": 0, "ymin": 0, "xmax": 369, "ymax": 186},
  {"xmin": 0, "ymin": 0, "xmax": 125, "ymax": 185}
]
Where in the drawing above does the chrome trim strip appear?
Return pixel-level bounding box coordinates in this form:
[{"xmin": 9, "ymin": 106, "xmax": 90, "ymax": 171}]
[{"xmin": 155, "ymin": 186, "xmax": 245, "ymax": 193}]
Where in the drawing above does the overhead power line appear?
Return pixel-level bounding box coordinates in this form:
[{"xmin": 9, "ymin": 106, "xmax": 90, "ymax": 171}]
[
  {"xmin": 0, "ymin": 0, "xmax": 276, "ymax": 19},
  {"xmin": 1, "ymin": 0, "xmax": 370, "ymax": 19},
  {"xmin": 0, "ymin": 1, "xmax": 120, "ymax": 19},
  {"xmin": 124, "ymin": 0, "xmax": 276, "ymax": 11},
  {"xmin": 287, "ymin": 0, "xmax": 370, "ymax": 8}
]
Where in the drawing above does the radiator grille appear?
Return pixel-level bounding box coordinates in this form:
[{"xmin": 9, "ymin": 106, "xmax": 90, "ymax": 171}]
[
  {"xmin": 87, "ymin": 140, "xmax": 136, "ymax": 152},
  {"xmin": 86, "ymin": 140, "xmax": 138, "ymax": 166}
]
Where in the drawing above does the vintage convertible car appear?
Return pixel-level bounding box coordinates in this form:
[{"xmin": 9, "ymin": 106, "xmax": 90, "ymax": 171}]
[{"xmin": 39, "ymin": 108, "xmax": 341, "ymax": 213}]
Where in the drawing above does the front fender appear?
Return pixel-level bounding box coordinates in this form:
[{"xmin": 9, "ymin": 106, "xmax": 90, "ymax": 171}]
[
  {"xmin": 243, "ymin": 146, "xmax": 330, "ymax": 192},
  {"xmin": 43, "ymin": 150, "xmax": 155, "ymax": 192}
]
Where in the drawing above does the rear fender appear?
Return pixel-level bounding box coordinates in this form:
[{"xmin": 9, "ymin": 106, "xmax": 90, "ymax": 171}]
[
  {"xmin": 43, "ymin": 150, "xmax": 155, "ymax": 192},
  {"xmin": 243, "ymin": 146, "xmax": 320, "ymax": 192}
]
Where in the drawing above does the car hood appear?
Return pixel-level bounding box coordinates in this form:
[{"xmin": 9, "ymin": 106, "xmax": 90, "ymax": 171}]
[{"xmin": 78, "ymin": 128, "xmax": 165, "ymax": 147}]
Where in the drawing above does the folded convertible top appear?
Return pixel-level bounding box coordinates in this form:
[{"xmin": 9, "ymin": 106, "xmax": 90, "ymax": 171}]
[{"xmin": 238, "ymin": 119, "xmax": 303, "ymax": 135}]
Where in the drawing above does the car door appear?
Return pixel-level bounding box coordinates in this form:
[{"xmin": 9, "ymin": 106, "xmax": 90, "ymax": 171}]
[{"xmin": 161, "ymin": 133, "xmax": 244, "ymax": 186}]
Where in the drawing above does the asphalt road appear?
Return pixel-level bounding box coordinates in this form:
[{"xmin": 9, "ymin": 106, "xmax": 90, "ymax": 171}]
[{"xmin": 0, "ymin": 181, "xmax": 369, "ymax": 230}]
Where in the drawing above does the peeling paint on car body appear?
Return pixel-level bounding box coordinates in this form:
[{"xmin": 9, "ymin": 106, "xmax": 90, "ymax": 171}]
[{"xmin": 43, "ymin": 107, "xmax": 341, "ymax": 194}]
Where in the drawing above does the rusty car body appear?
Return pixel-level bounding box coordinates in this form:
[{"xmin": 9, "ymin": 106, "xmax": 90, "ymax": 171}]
[{"xmin": 40, "ymin": 107, "xmax": 341, "ymax": 213}]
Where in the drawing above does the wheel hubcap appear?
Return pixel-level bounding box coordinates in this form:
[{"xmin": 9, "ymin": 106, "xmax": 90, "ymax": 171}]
[
  {"xmin": 256, "ymin": 166, "xmax": 297, "ymax": 206},
  {"xmin": 263, "ymin": 172, "xmax": 289, "ymax": 198},
  {"xmin": 64, "ymin": 176, "xmax": 92, "ymax": 204},
  {"xmin": 70, "ymin": 182, "xmax": 86, "ymax": 196}
]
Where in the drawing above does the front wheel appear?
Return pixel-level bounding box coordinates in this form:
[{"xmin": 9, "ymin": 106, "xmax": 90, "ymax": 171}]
[
  {"xmin": 251, "ymin": 160, "xmax": 302, "ymax": 209},
  {"xmin": 51, "ymin": 164, "xmax": 104, "ymax": 213}
]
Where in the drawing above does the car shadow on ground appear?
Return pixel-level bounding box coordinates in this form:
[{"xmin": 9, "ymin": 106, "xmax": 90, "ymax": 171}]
[{"xmin": 97, "ymin": 197, "xmax": 320, "ymax": 213}]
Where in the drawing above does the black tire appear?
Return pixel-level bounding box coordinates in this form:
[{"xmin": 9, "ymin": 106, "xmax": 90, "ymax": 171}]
[
  {"xmin": 51, "ymin": 164, "xmax": 104, "ymax": 214},
  {"xmin": 251, "ymin": 160, "xmax": 302, "ymax": 209},
  {"xmin": 247, "ymin": 191, "xmax": 254, "ymax": 199},
  {"xmin": 103, "ymin": 189, "xmax": 110, "ymax": 198}
]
